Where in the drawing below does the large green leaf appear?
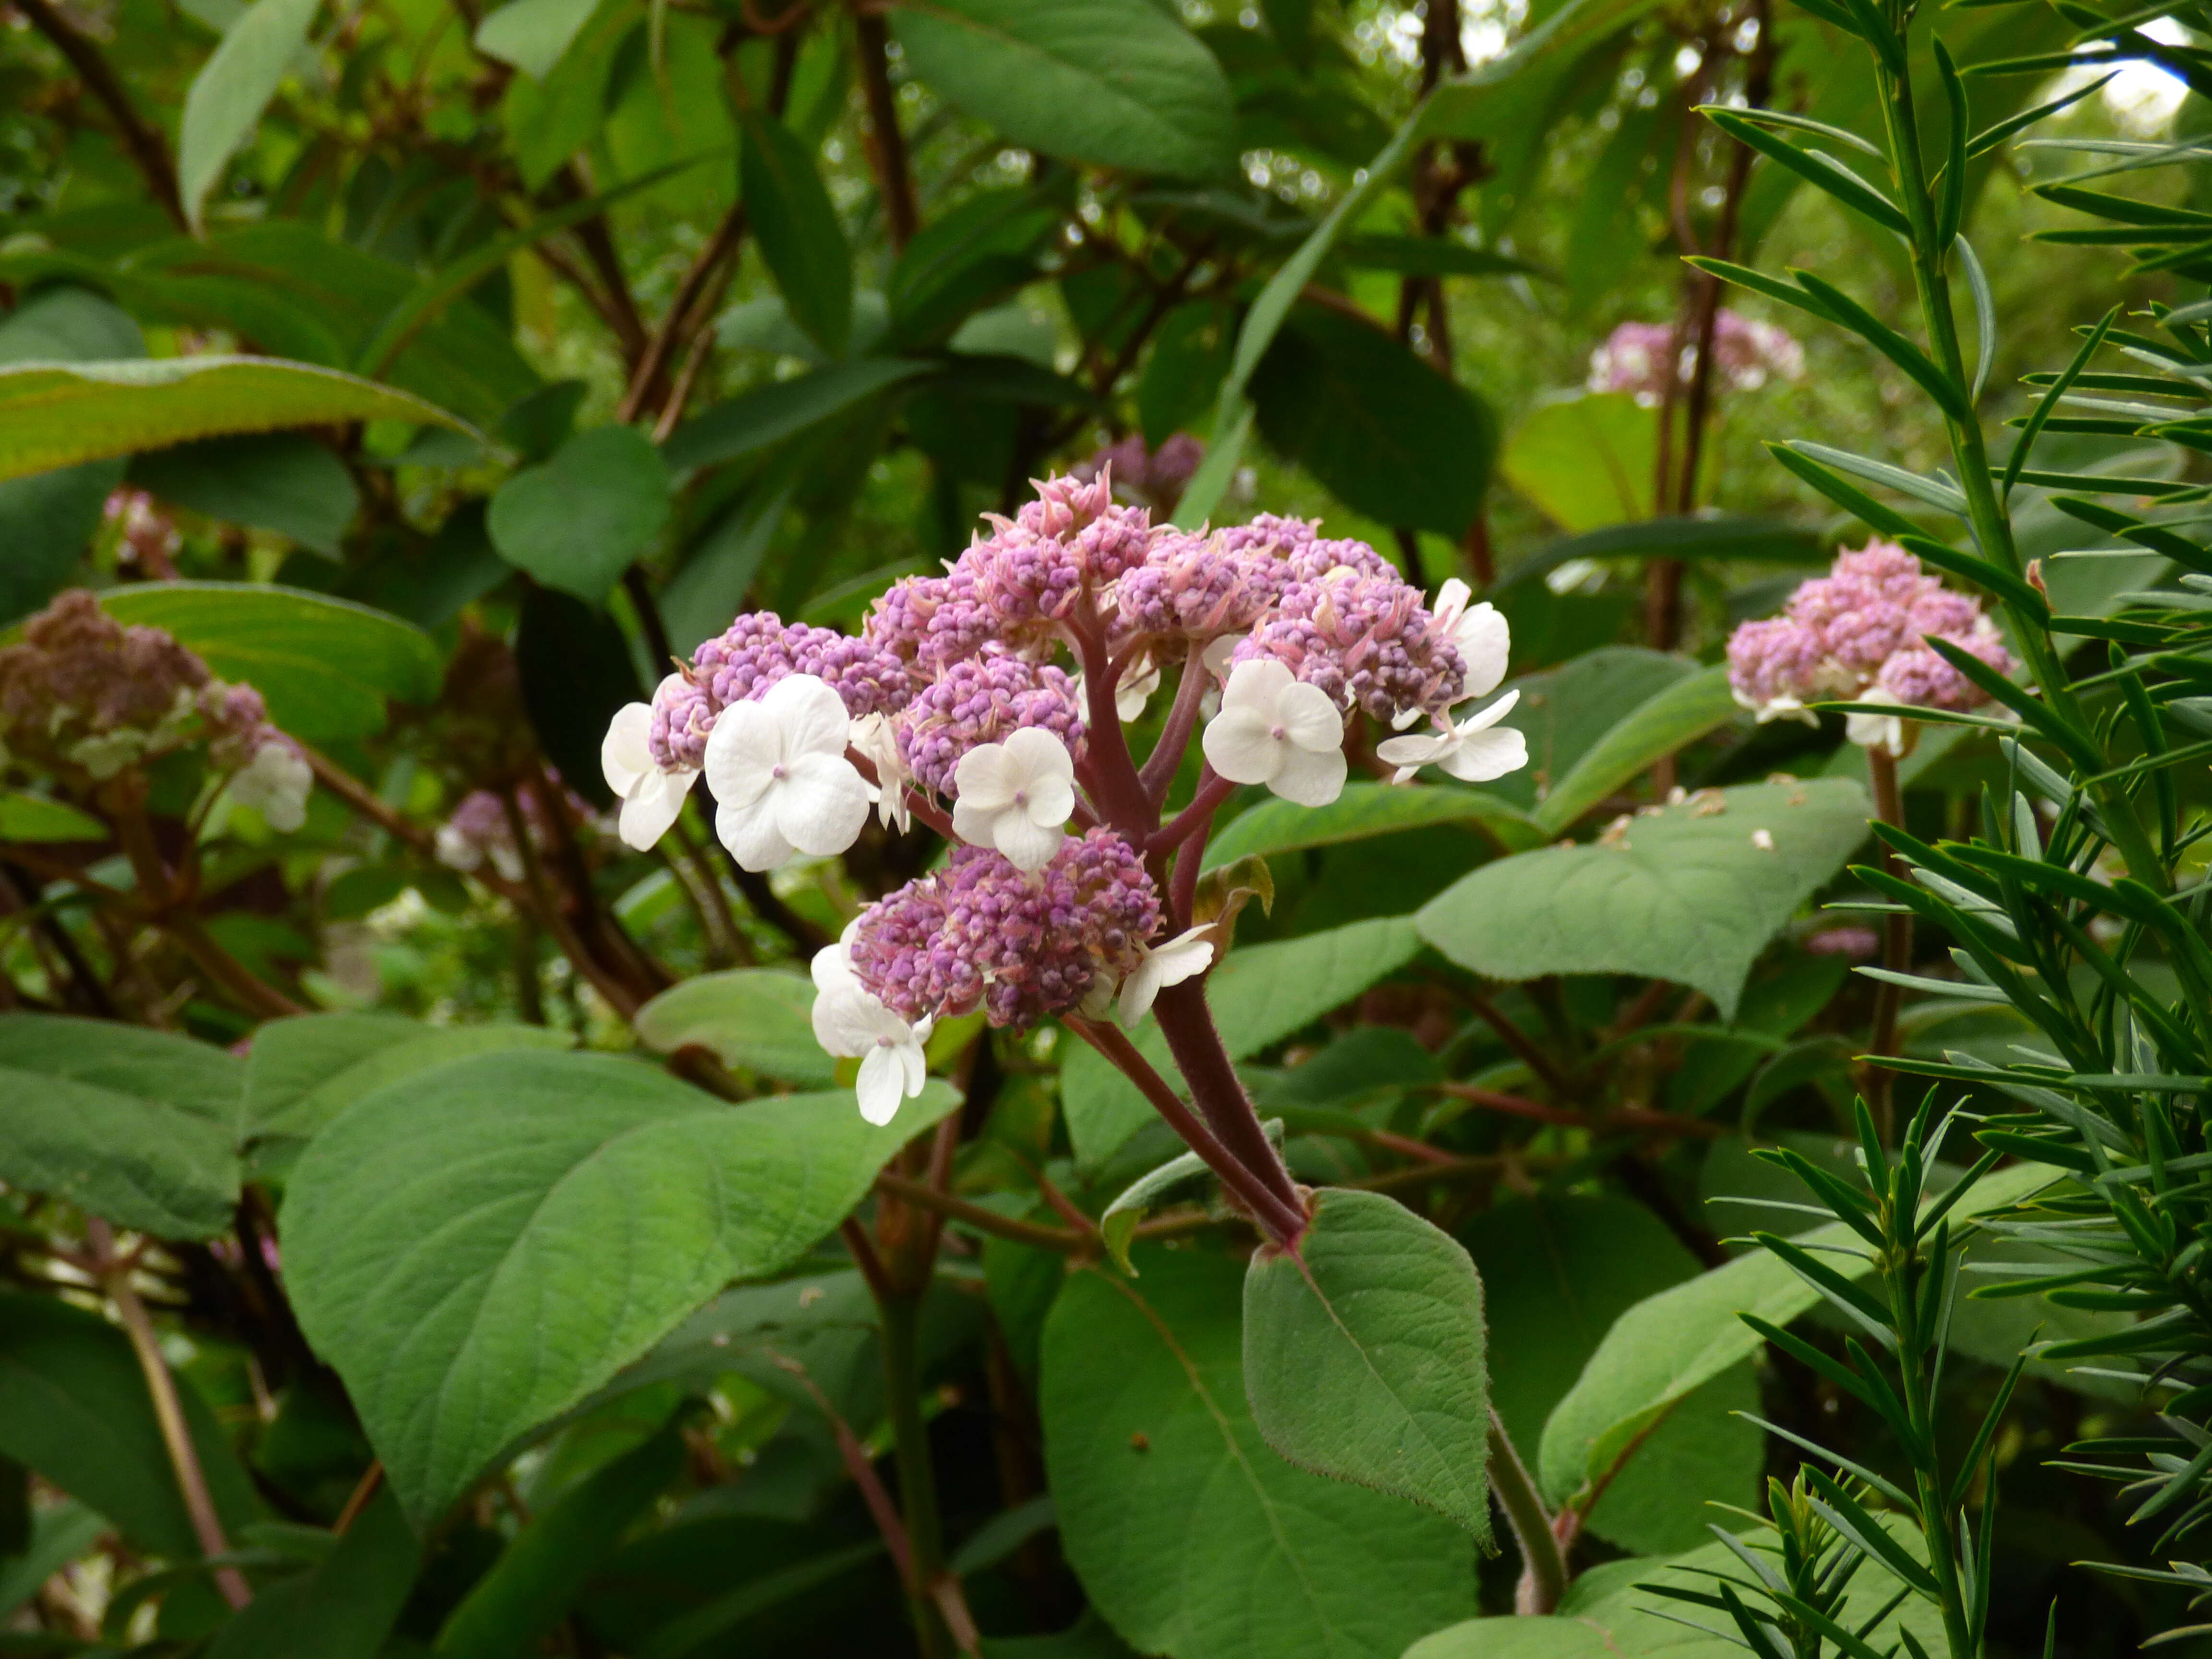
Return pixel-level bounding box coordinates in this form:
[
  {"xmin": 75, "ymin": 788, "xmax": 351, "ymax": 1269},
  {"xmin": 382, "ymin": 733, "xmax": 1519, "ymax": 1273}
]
[
  {"xmin": 632, "ymin": 971, "xmax": 835, "ymax": 1087},
  {"xmin": 1499, "ymin": 392, "xmax": 1662, "ymax": 531},
  {"xmin": 203, "ymin": 1489, "xmax": 417, "ymax": 1659},
  {"xmin": 473, "ymin": 0, "xmax": 597, "ymax": 79},
  {"xmin": 1533, "ymin": 1161, "xmax": 2060, "ymax": 1508},
  {"xmin": 0, "ymin": 1013, "xmax": 242, "ymax": 1236},
  {"xmin": 742, "ymin": 115, "xmax": 852, "ymax": 360},
  {"xmin": 1531, "ymin": 665, "xmax": 1742, "ymax": 837},
  {"xmin": 1494, "ymin": 515, "xmax": 1826, "ymax": 595},
  {"xmin": 1417, "ymin": 781, "xmax": 1874, "ymax": 1020},
  {"xmin": 282, "ymin": 1050, "xmax": 959, "ymax": 1524},
  {"xmin": 177, "ymin": 0, "xmax": 323, "ymax": 231},
  {"xmin": 0, "ymin": 1291, "xmax": 259, "ymax": 1559},
  {"xmin": 892, "ymin": 0, "xmax": 1239, "ymax": 181},
  {"xmin": 1201, "ymin": 783, "xmax": 1541, "ymax": 871},
  {"xmin": 130, "ymin": 432, "xmax": 360, "ymax": 557},
  {"xmin": 1249, "ymin": 305, "xmax": 1493, "ymax": 538},
  {"xmin": 98, "ymin": 583, "xmax": 441, "ymax": 742},
  {"xmin": 0, "ymin": 1500, "xmax": 106, "ymax": 1618},
  {"xmin": 1489, "ymin": 646, "xmax": 1694, "ymax": 813},
  {"xmin": 1042, "ymin": 1250, "xmax": 1474, "ymax": 1659},
  {"xmin": 661, "ymin": 359, "xmax": 931, "ymax": 474},
  {"xmin": 242, "ymin": 1013, "xmax": 574, "ymax": 1143},
  {"xmin": 1243, "ymin": 1189, "xmax": 1491, "ymax": 1537},
  {"xmin": 0, "ymin": 357, "xmax": 476, "ymax": 484},
  {"xmin": 1062, "ymin": 915, "xmax": 1424, "ymax": 1167},
  {"xmin": 488, "ymin": 425, "xmax": 672, "ymax": 603}
]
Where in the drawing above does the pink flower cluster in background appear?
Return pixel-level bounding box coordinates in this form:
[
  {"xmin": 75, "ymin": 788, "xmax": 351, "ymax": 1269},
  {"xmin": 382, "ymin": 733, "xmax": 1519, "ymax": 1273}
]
[
  {"xmin": 1589, "ymin": 311, "xmax": 1804, "ymax": 403},
  {"xmin": 1725, "ymin": 541, "xmax": 2015, "ymax": 755},
  {"xmin": 1072, "ymin": 433, "xmax": 1206, "ymax": 516}
]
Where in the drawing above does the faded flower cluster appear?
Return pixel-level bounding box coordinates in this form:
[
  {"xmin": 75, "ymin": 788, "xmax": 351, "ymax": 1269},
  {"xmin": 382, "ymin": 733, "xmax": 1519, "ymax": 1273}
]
[
  {"xmin": 0, "ymin": 589, "xmax": 312, "ymax": 829},
  {"xmin": 1726, "ymin": 541, "xmax": 2015, "ymax": 756},
  {"xmin": 602, "ymin": 471, "xmax": 1527, "ymax": 1123},
  {"xmin": 435, "ymin": 776, "xmax": 597, "ymax": 880},
  {"xmin": 1589, "ymin": 311, "xmax": 1804, "ymax": 403}
]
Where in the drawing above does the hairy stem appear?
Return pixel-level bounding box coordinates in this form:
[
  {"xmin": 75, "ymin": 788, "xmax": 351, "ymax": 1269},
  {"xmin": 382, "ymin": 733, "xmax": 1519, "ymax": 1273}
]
[{"xmin": 1490, "ymin": 1408, "xmax": 1570, "ymax": 1614}]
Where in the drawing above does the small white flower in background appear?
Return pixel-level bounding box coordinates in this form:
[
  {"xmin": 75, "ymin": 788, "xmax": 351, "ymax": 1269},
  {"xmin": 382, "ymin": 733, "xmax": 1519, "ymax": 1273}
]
[
  {"xmin": 1751, "ymin": 829, "xmax": 1776, "ymax": 852},
  {"xmin": 1431, "ymin": 579, "xmax": 1511, "ymax": 704},
  {"xmin": 1117, "ymin": 926, "xmax": 1214, "ymax": 1026},
  {"xmin": 704, "ymin": 673, "xmax": 872, "ymax": 871},
  {"xmin": 602, "ymin": 675, "xmax": 699, "ymax": 850},
  {"xmin": 1115, "ymin": 653, "xmax": 1160, "ymax": 721},
  {"xmin": 230, "ymin": 740, "xmax": 313, "ymax": 832},
  {"xmin": 1376, "ymin": 689, "xmax": 1528, "ymax": 785},
  {"xmin": 810, "ymin": 936, "xmax": 933, "ymax": 1126},
  {"xmin": 848, "ymin": 711, "xmax": 911, "ymax": 833},
  {"xmin": 1202, "ymin": 659, "xmax": 1347, "ymax": 807},
  {"xmin": 951, "ymin": 726, "xmax": 1076, "ymax": 872},
  {"xmin": 1843, "ymin": 688, "xmax": 1907, "ymax": 758}
]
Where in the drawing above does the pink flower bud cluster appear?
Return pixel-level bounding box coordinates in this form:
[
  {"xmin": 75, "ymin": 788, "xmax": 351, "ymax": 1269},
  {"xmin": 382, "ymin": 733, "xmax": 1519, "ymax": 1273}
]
[
  {"xmin": 0, "ymin": 589, "xmax": 283, "ymax": 782},
  {"xmin": 1726, "ymin": 541, "xmax": 2015, "ymax": 720},
  {"xmin": 1589, "ymin": 311, "xmax": 1803, "ymax": 402},
  {"xmin": 1232, "ymin": 571, "xmax": 1467, "ymax": 721},
  {"xmin": 847, "ymin": 828, "xmax": 1161, "ymax": 1029},
  {"xmin": 647, "ymin": 613, "xmax": 911, "ymax": 770},
  {"xmin": 103, "ymin": 487, "xmax": 179, "ymax": 574},
  {"xmin": 894, "ymin": 650, "xmax": 1086, "ymax": 796}
]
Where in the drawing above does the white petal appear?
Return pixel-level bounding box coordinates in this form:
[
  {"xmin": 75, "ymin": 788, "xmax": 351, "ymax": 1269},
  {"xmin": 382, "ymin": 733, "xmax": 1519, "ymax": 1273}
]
[
  {"xmin": 1116, "ymin": 654, "xmax": 1160, "ymax": 721},
  {"xmin": 762, "ymin": 673, "xmax": 854, "ymax": 758},
  {"xmin": 951, "ymin": 792, "xmax": 1002, "ymax": 849},
  {"xmin": 1022, "ymin": 769, "xmax": 1075, "ymax": 827},
  {"xmin": 1275, "ymin": 681, "xmax": 1346, "ymax": 752},
  {"xmin": 601, "ymin": 703, "xmax": 655, "ymax": 796},
  {"xmin": 1432, "ymin": 577, "xmax": 1471, "ymax": 631},
  {"xmin": 855, "ymin": 1046, "xmax": 907, "ymax": 1125},
  {"xmin": 811, "ymin": 940, "xmax": 857, "ymax": 997},
  {"xmin": 718, "ymin": 793, "xmax": 794, "ymax": 871},
  {"xmin": 702, "ymin": 699, "xmax": 783, "ymax": 811},
  {"xmin": 1375, "ymin": 730, "xmax": 1455, "ymax": 769},
  {"xmin": 952, "ymin": 740, "xmax": 1018, "ymax": 811},
  {"xmin": 1268, "ymin": 742, "xmax": 1347, "ymax": 807},
  {"xmin": 994, "ymin": 809, "xmax": 1066, "ymax": 872},
  {"xmin": 618, "ymin": 768, "xmax": 695, "ymax": 849},
  {"xmin": 1440, "ymin": 726, "xmax": 1527, "ymax": 782},
  {"xmin": 775, "ymin": 752, "xmax": 873, "ymax": 855},
  {"xmin": 1201, "ymin": 636, "xmax": 1239, "ymax": 679},
  {"xmin": 1202, "ymin": 706, "xmax": 1282, "ymax": 785},
  {"xmin": 1456, "ymin": 687, "xmax": 1522, "ymax": 734},
  {"xmin": 1001, "ymin": 725, "xmax": 1075, "ymax": 788},
  {"xmin": 813, "ymin": 984, "xmax": 877, "ymax": 1056},
  {"xmin": 1454, "ymin": 602, "xmax": 1511, "ymax": 699},
  {"xmin": 1220, "ymin": 658, "xmax": 1293, "ymax": 717}
]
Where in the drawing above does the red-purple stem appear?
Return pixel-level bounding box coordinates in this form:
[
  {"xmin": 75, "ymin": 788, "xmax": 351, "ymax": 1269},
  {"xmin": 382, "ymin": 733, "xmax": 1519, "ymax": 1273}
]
[
  {"xmin": 1140, "ymin": 646, "xmax": 1211, "ymax": 804},
  {"xmin": 1150, "ymin": 767, "xmax": 1236, "ymax": 855}
]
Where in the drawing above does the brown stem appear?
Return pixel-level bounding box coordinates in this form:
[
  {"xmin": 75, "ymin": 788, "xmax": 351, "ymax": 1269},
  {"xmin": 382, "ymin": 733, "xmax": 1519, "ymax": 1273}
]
[
  {"xmin": 874, "ymin": 1171, "xmax": 1087, "ymax": 1253},
  {"xmin": 556, "ymin": 164, "xmax": 650, "ymax": 364},
  {"xmin": 1462, "ymin": 988, "xmax": 1575, "ymax": 1100},
  {"xmin": 854, "ymin": 7, "xmax": 917, "ymax": 251},
  {"xmin": 618, "ymin": 204, "xmax": 749, "ymax": 424},
  {"xmin": 14, "ymin": 0, "xmax": 186, "ymax": 229},
  {"xmin": 87, "ymin": 1220, "xmax": 251, "ymax": 1609},
  {"xmin": 332, "ymin": 1461, "xmax": 384, "ymax": 1535},
  {"xmin": 1865, "ymin": 743, "xmax": 1909, "ymax": 1144},
  {"xmin": 1139, "ymin": 647, "xmax": 1210, "ymax": 804},
  {"xmin": 716, "ymin": 838, "xmax": 831, "ymax": 954},
  {"xmin": 1149, "ymin": 981, "xmax": 1307, "ymax": 1232},
  {"xmin": 1148, "ymin": 768, "xmax": 1236, "ymax": 855}
]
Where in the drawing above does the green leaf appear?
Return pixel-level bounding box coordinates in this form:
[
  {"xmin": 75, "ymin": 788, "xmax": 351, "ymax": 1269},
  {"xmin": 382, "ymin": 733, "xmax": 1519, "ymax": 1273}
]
[
  {"xmin": 1495, "ymin": 514, "xmax": 1825, "ymax": 594},
  {"xmin": 130, "ymin": 433, "xmax": 359, "ymax": 557},
  {"xmin": 0, "ymin": 1012, "xmax": 242, "ymax": 1236},
  {"xmin": 0, "ymin": 458, "xmax": 121, "ymax": 623},
  {"xmin": 742, "ymin": 114, "xmax": 852, "ymax": 360},
  {"xmin": 1243, "ymin": 1189, "xmax": 1491, "ymax": 1537},
  {"xmin": 473, "ymin": 0, "xmax": 597, "ymax": 79},
  {"xmin": 1098, "ymin": 1128, "xmax": 1282, "ymax": 1274},
  {"xmin": 0, "ymin": 356, "xmax": 477, "ymax": 484},
  {"xmin": 98, "ymin": 583, "xmax": 441, "ymax": 742},
  {"xmin": 178, "ymin": 0, "xmax": 324, "ymax": 231},
  {"xmin": 1532, "ymin": 1160, "xmax": 2059, "ymax": 1506},
  {"xmin": 1335, "ymin": 235, "xmax": 1553, "ymax": 281},
  {"xmin": 632, "ymin": 970, "xmax": 836, "ymax": 1087},
  {"xmin": 0, "ymin": 791, "xmax": 106, "ymax": 841},
  {"xmin": 488, "ymin": 425, "xmax": 671, "ymax": 603},
  {"xmin": 0, "ymin": 286, "xmax": 145, "ymax": 365},
  {"xmin": 1061, "ymin": 916, "xmax": 1423, "ymax": 1167},
  {"xmin": 1487, "ymin": 646, "xmax": 1695, "ymax": 813},
  {"xmin": 1500, "ymin": 393, "xmax": 1662, "ymax": 530},
  {"xmin": 281, "ymin": 1050, "xmax": 959, "ymax": 1524},
  {"xmin": 661, "ymin": 359, "xmax": 931, "ymax": 474},
  {"xmin": 1043, "ymin": 1251, "xmax": 1475, "ymax": 1659},
  {"xmin": 204, "ymin": 1489, "xmax": 417, "ymax": 1659},
  {"xmin": 1703, "ymin": 110, "xmax": 1910, "ymax": 235},
  {"xmin": 1249, "ymin": 305, "xmax": 1494, "ymax": 537},
  {"xmin": 0, "ymin": 1290, "xmax": 259, "ymax": 1558},
  {"xmin": 434, "ymin": 1422, "xmax": 683, "ymax": 1658},
  {"xmin": 0, "ymin": 1500, "xmax": 106, "ymax": 1618},
  {"xmin": 1532, "ymin": 666, "xmax": 1742, "ymax": 837},
  {"xmin": 1418, "ymin": 781, "xmax": 1874, "ymax": 1020},
  {"xmin": 242, "ymin": 1013, "xmax": 574, "ymax": 1143},
  {"xmin": 891, "ymin": 0, "xmax": 1238, "ymax": 181},
  {"xmin": 1202, "ymin": 782, "xmax": 1542, "ymax": 871}
]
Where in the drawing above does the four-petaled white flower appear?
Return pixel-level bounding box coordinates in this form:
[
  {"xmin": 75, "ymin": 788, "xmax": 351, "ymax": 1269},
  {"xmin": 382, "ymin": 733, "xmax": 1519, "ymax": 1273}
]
[
  {"xmin": 1375, "ymin": 689, "xmax": 1528, "ymax": 784},
  {"xmin": 1117, "ymin": 926, "xmax": 1214, "ymax": 1026},
  {"xmin": 1202, "ymin": 659, "xmax": 1346, "ymax": 807},
  {"xmin": 1431, "ymin": 578, "xmax": 1512, "ymax": 709},
  {"xmin": 951, "ymin": 726, "xmax": 1076, "ymax": 871},
  {"xmin": 1844, "ymin": 688, "xmax": 1907, "ymax": 758},
  {"xmin": 849, "ymin": 710, "xmax": 911, "ymax": 833},
  {"xmin": 704, "ymin": 673, "xmax": 872, "ymax": 871},
  {"xmin": 810, "ymin": 936, "xmax": 933, "ymax": 1125},
  {"xmin": 602, "ymin": 674, "xmax": 701, "ymax": 850}
]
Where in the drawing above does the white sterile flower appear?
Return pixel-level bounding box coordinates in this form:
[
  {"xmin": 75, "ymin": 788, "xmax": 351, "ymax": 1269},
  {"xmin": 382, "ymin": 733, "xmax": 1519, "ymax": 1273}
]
[
  {"xmin": 950, "ymin": 726, "xmax": 1075, "ymax": 872},
  {"xmin": 849, "ymin": 710, "xmax": 910, "ymax": 833},
  {"xmin": 1118, "ymin": 926, "xmax": 1214, "ymax": 1026},
  {"xmin": 704, "ymin": 673, "xmax": 872, "ymax": 871},
  {"xmin": 1844, "ymin": 688, "xmax": 1907, "ymax": 758},
  {"xmin": 231, "ymin": 741, "xmax": 313, "ymax": 832},
  {"xmin": 1202, "ymin": 658, "xmax": 1347, "ymax": 807},
  {"xmin": 1116, "ymin": 653, "xmax": 1160, "ymax": 721},
  {"xmin": 1431, "ymin": 578, "xmax": 1512, "ymax": 703},
  {"xmin": 1376, "ymin": 689, "xmax": 1528, "ymax": 785},
  {"xmin": 602, "ymin": 675, "xmax": 699, "ymax": 851},
  {"xmin": 808, "ymin": 941, "xmax": 934, "ymax": 1124}
]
